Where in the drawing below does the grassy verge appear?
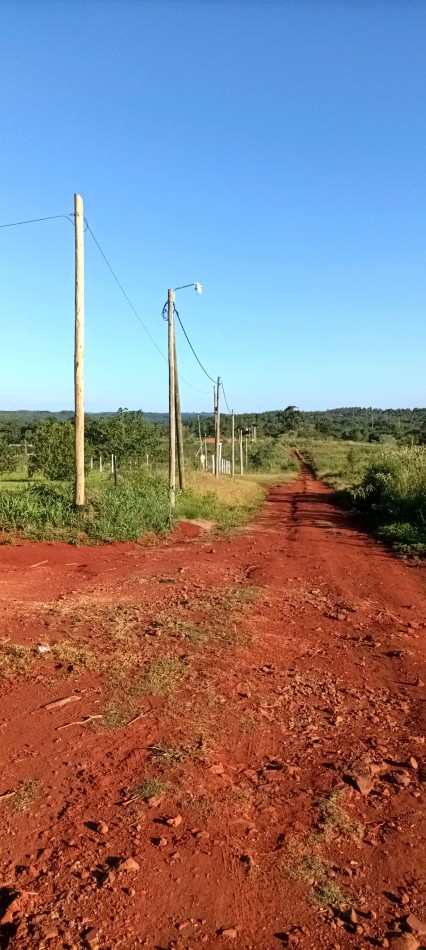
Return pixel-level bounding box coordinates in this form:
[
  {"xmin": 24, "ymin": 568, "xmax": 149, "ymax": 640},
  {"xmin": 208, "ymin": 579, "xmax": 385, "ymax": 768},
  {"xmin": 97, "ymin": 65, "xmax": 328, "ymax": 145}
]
[
  {"xmin": 0, "ymin": 463, "xmax": 296, "ymax": 542},
  {"xmin": 176, "ymin": 472, "xmax": 266, "ymax": 531},
  {"xmin": 301, "ymin": 440, "xmax": 426, "ymax": 557}
]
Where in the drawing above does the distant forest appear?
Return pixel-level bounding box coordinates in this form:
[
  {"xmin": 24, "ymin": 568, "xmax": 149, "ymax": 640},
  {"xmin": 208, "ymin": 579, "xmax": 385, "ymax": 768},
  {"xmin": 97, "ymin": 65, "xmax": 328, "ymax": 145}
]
[{"xmin": 1, "ymin": 406, "xmax": 425, "ymax": 445}]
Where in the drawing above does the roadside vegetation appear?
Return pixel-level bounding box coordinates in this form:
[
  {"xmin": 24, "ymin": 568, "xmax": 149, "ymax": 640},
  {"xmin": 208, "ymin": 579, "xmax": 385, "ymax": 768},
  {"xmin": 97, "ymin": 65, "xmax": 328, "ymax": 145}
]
[
  {"xmin": 301, "ymin": 440, "xmax": 426, "ymax": 557},
  {"xmin": 0, "ymin": 411, "xmax": 298, "ymax": 542}
]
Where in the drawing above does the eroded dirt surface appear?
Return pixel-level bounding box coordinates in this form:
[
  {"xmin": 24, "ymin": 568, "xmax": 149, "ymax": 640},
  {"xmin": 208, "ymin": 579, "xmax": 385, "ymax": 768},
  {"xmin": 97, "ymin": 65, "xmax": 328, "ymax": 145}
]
[{"xmin": 1, "ymin": 467, "xmax": 426, "ymax": 950}]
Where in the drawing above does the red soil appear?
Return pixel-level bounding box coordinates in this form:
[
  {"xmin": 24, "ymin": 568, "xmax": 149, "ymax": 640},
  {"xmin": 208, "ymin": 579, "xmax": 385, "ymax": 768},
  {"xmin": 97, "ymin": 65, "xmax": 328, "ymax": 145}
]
[{"xmin": 1, "ymin": 467, "xmax": 426, "ymax": 950}]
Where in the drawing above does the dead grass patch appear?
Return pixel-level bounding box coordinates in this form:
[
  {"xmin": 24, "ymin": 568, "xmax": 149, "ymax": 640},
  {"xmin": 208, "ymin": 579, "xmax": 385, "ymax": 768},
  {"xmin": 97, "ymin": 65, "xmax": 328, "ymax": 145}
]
[
  {"xmin": 50, "ymin": 641, "xmax": 95, "ymax": 672},
  {"xmin": 0, "ymin": 642, "xmax": 33, "ymax": 678}
]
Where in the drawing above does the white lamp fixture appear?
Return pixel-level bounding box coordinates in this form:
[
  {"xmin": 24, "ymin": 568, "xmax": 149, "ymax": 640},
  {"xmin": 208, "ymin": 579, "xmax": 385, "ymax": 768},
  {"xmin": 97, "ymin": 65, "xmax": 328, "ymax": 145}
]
[{"xmin": 194, "ymin": 282, "xmax": 203, "ymax": 294}]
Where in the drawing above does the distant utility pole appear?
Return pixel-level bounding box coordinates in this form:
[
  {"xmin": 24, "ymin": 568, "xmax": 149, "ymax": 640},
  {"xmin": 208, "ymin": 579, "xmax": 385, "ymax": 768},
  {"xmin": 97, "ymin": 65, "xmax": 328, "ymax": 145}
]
[
  {"xmin": 168, "ymin": 288, "xmax": 176, "ymax": 507},
  {"xmin": 215, "ymin": 376, "xmax": 221, "ymax": 478},
  {"xmin": 74, "ymin": 193, "xmax": 85, "ymax": 513},
  {"xmin": 245, "ymin": 434, "xmax": 248, "ymax": 470},
  {"xmin": 239, "ymin": 428, "xmax": 244, "ymax": 475},
  {"xmin": 174, "ymin": 336, "xmax": 185, "ymax": 490},
  {"xmin": 231, "ymin": 411, "xmax": 235, "ymax": 479}
]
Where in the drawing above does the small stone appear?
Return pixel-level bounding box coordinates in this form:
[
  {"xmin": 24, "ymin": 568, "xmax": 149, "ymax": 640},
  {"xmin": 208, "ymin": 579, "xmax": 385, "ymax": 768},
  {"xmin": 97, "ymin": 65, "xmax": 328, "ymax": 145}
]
[
  {"xmin": 84, "ymin": 928, "xmax": 99, "ymax": 950},
  {"xmin": 405, "ymin": 757, "xmax": 418, "ymax": 770},
  {"xmin": 120, "ymin": 857, "xmax": 140, "ymax": 872},
  {"xmin": 209, "ymin": 763, "xmax": 225, "ymax": 775},
  {"xmin": 147, "ymin": 795, "xmax": 164, "ymax": 807},
  {"xmin": 350, "ymin": 772, "xmax": 374, "ymax": 796},
  {"xmin": 390, "ymin": 771, "xmax": 411, "ymax": 788},
  {"xmin": 389, "ymin": 935, "xmax": 420, "ymax": 950},
  {"xmin": 405, "ymin": 914, "xmax": 426, "ymax": 935},
  {"xmin": 400, "ymin": 892, "xmax": 410, "ymax": 906},
  {"xmin": 166, "ymin": 815, "xmax": 183, "ymax": 828},
  {"xmin": 95, "ymin": 821, "xmax": 109, "ymax": 834},
  {"xmin": 219, "ymin": 928, "xmax": 238, "ymax": 939}
]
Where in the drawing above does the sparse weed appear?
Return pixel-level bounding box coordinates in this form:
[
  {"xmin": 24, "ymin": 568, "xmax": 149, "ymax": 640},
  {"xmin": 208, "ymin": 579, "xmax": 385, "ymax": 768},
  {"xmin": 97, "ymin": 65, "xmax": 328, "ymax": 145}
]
[
  {"xmin": 313, "ymin": 788, "xmax": 364, "ymax": 842},
  {"xmin": 149, "ymin": 743, "xmax": 185, "ymax": 765},
  {"xmin": 50, "ymin": 641, "xmax": 94, "ymax": 672},
  {"xmin": 12, "ymin": 780, "xmax": 42, "ymax": 812},
  {"xmin": 132, "ymin": 656, "xmax": 187, "ymax": 696},
  {"xmin": 0, "ymin": 642, "xmax": 33, "ymax": 678},
  {"xmin": 96, "ymin": 702, "xmax": 134, "ymax": 730},
  {"xmin": 133, "ymin": 778, "xmax": 168, "ymax": 801},
  {"xmin": 287, "ymin": 854, "xmax": 344, "ymax": 907}
]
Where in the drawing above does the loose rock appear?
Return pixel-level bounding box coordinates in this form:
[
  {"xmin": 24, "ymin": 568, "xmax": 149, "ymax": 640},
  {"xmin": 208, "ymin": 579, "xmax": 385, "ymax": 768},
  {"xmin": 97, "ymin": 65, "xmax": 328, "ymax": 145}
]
[
  {"xmin": 166, "ymin": 815, "xmax": 183, "ymax": 828},
  {"xmin": 120, "ymin": 857, "xmax": 140, "ymax": 872},
  {"xmin": 389, "ymin": 936, "xmax": 420, "ymax": 950}
]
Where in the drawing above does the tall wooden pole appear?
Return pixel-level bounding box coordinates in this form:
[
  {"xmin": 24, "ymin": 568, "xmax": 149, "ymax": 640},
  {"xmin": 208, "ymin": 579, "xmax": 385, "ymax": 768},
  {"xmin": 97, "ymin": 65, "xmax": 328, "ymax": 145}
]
[
  {"xmin": 74, "ymin": 193, "xmax": 85, "ymax": 512},
  {"xmin": 239, "ymin": 428, "xmax": 243, "ymax": 475},
  {"xmin": 215, "ymin": 376, "xmax": 221, "ymax": 478},
  {"xmin": 231, "ymin": 411, "xmax": 235, "ymax": 479},
  {"xmin": 174, "ymin": 335, "xmax": 185, "ymax": 490},
  {"xmin": 168, "ymin": 289, "xmax": 176, "ymax": 507}
]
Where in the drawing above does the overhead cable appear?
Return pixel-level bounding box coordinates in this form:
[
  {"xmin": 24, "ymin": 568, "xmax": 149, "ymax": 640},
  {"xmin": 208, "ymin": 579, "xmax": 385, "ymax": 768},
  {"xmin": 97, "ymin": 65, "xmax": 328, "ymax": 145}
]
[
  {"xmin": 0, "ymin": 214, "xmax": 73, "ymax": 228},
  {"xmin": 221, "ymin": 382, "xmax": 232, "ymax": 414},
  {"xmin": 85, "ymin": 220, "xmax": 208, "ymax": 394},
  {"xmin": 174, "ymin": 308, "xmax": 216, "ymax": 384}
]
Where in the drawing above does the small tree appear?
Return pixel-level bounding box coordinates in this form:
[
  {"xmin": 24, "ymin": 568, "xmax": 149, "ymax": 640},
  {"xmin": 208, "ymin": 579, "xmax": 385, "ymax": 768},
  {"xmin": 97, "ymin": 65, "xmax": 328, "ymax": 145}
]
[
  {"xmin": 0, "ymin": 439, "xmax": 16, "ymax": 474},
  {"xmin": 29, "ymin": 420, "xmax": 75, "ymax": 480}
]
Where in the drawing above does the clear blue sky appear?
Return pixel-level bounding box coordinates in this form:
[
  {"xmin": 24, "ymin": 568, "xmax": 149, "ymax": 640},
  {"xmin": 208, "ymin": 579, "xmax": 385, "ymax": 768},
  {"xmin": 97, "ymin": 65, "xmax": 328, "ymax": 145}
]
[{"xmin": 1, "ymin": 0, "xmax": 425, "ymax": 413}]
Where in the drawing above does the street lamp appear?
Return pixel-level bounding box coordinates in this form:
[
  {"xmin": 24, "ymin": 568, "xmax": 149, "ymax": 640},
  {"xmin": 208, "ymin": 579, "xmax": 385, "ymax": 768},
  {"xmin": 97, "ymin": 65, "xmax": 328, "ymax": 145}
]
[{"xmin": 166, "ymin": 282, "xmax": 202, "ymax": 509}]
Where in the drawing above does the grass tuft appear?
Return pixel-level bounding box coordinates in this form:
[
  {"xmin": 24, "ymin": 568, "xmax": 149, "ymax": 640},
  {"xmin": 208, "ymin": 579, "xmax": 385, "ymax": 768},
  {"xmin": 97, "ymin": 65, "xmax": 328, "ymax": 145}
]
[
  {"xmin": 149, "ymin": 743, "xmax": 185, "ymax": 765},
  {"xmin": 51, "ymin": 641, "xmax": 94, "ymax": 671},
  {"xmin": 132, "ymin": 656, "xmax": 187, "ymax": 696},
  {"xmin": 133, "ymin": 778, "xmax": 168, "ymax": 801},
  {"xmin": 0, "ymin": 642, "xmax": 33, "ymax": 678},
  {"xmin": 12, "ymin": 780, "xmax": 42, "ymax": 812},
  {"xmin": 287, "ymin": 854, "xmax": 344, "ymax": 907},
  {"xmin": 313, "ymin": 788, "xmax": 364, "ymax": 842}
]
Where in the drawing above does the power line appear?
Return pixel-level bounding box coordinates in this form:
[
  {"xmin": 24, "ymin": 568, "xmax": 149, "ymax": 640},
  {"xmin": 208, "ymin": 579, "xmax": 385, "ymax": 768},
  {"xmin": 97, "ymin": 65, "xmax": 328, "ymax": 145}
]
[
  {"xmin": 174, "ymin": 308, "xmax": 216, "ymax": 384},
  {"xmin": 85, "ymin": 220, "xmax": 208, "ymax": 394},
  {"xmin": 0, "ymin": 214, "xmax": 73, "ymax": 229},
  {"xmin": 221, "ymin": 382, "xmax": 232, "ymax": 414}
]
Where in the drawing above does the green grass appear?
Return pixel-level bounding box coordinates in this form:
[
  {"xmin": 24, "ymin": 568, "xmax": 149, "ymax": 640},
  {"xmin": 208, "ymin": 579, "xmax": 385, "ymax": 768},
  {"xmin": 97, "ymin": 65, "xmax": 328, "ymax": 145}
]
[
  {"xmin": 131, "ymin": 656, "xmax": 188, "ymax": 696},
  {"xmin": 132, "ymin": 778, "xmax": 168, "ymax": 801},
  {"xmin": 0, "ymin": 464, "xmax": 271, "ymax": 542}
]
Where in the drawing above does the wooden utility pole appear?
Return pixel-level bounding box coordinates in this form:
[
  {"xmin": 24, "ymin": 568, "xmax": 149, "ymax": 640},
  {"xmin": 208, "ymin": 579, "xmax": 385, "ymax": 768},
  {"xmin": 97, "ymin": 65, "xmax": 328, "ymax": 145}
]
[
  {"xmin": 231, "ymin": 411, "xmax": 235, "ymax": 478},
  {"xmin": 74, "ymin": 193, "xmax": 85, "ymax": 512},
  {"xmin": 239, "ymin": 428, "xmax": 243, "ymax": 475},
  {"xmin": 245, "ymin": 435, "xmax": 248, "ymax": 470},
  {"xmin": 174, "ymin": 336, "xmax": 185, "ymax": 490},
  {"xmin": 214, "ymin": 377, "xmax": 221, "ymax": 478},
  {"xmin": 168, "ymin": 288, "xmax": 176, "ymax": 507}
]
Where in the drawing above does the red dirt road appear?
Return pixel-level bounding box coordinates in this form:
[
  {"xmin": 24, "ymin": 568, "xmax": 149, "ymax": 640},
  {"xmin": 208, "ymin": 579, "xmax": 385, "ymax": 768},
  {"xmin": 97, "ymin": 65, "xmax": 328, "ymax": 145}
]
[{"xmin": 1, "ymin": 467, "xmax": 426, "ymax": 950}]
